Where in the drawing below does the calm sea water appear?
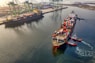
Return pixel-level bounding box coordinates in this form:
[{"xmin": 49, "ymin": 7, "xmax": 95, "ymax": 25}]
[{"xmin": 0, "ymin": 6, "xmax": 95, "ymax": 63}]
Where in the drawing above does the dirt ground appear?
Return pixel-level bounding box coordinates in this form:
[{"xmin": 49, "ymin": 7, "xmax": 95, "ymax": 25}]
[{"xmin": 0, "ymin": 7, "xmax": 10, "ymax": 17}]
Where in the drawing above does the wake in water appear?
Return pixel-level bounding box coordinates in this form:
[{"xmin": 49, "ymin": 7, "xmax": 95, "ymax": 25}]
[
  {"xmin": 72, "ymin": 34, "xmax": 94, "ymax": 57},
  {"xmin": 75, "ymin": 40, "xmax": 94, "ymax": 57},
  {"xmin": 72, "ymin": 34, "xmax": 93, "ymax": 50},
  {"xmin": 75, "ymin": 47, "xmax": 95, "ymax": 57},
  {"xmin": 75, "ymin": 41, "xmax": 95, "ymax": 57},
  {"xmin": 81, "ymin": 41, "xmax": 93, "ymax": 50}
]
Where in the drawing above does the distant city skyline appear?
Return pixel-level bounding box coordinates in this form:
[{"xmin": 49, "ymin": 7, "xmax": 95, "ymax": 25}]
[{"xmin": 63, "ymin": 0, "xmax": 95, "ymax": 4}]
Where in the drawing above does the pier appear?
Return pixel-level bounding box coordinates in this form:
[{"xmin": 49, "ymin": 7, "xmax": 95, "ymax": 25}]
[{"xmin": 0, "ymin": 7, "xmax": 68, "ymax": 25}]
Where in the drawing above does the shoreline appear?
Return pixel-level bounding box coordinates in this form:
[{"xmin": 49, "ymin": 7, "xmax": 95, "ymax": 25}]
[
  {"xmin": 0, "ymin": 7, "xmax": 68, "ymax": 25},
  {"xmin": 63, "ymin": 4, "xmax": 95, "ymax": 11}
]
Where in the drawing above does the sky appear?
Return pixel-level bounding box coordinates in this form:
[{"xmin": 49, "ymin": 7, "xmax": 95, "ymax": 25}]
[{"xmin": 0, "ymin": 0, "xmax": 95, "ymax": 7}]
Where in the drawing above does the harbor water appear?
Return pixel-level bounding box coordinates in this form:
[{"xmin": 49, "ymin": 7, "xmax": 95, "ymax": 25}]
[{"xmin": 0, "ymin": 6, "xmax": 95, "ymax": 63}]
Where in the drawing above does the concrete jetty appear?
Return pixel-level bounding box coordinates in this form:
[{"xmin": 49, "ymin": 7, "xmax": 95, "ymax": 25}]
[{"xmin": 0, "ymin": 7, "xmax": 68, "ymax": 25}]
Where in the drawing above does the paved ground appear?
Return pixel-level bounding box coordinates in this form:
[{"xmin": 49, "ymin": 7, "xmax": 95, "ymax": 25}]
[{"xmin": 0, "ymin": 7, "xmax": 64, "ymax": 25}]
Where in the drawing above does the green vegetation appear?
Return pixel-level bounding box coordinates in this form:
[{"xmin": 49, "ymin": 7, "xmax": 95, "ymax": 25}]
[
  {"xmin": 8, "ymin": 2, "xmax": 18, "ymax": 16},
  {"xmin": 8, "ymin": 1, "xmax": 33, "ymax": 17}
]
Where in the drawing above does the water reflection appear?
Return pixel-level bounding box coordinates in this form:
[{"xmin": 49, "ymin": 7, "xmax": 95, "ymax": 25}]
[
  {"xmin": 0, "ymin": 10, "xmax": 64, "ymax": 63},
  {"xmin": 5, "ymin": 16, "xmax": 44, "ymax": 28},
  {"xmin": 51, "ymin": 10, "xmax": 63, "ymax": 22}
]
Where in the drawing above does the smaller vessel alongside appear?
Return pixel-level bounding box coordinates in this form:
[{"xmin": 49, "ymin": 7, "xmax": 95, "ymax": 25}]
[{"xmin": 70, "ymin": 34, "xmax": 82, "ymax": 42}]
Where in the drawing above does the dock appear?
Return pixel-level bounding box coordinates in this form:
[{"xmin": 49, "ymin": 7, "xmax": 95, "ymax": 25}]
[
  {"xmin": 0, "ymin": 7, "xmax": 68, "ymax": 25},
  {"xmin": 42, "ymin": 7, "xmax": 67, "ymax": 14}
]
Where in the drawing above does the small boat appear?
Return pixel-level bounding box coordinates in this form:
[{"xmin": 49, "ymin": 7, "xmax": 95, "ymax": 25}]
[
  {"xmin": 70, "ymin": 34, "xmax": 82, "ymax": 42},
  {"xmin": 67, "ymin": 42, "xmax": 77, "ymax": 46},
  {"xmin": 66, "ymin": 40, "xmax": 77, "ymax": 46},
  {"xmin": 52, "ymin": 13, "xmax": 77, "ymax": 47}
]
